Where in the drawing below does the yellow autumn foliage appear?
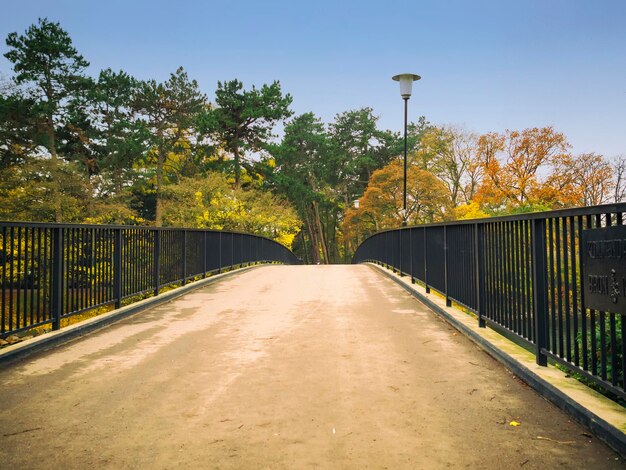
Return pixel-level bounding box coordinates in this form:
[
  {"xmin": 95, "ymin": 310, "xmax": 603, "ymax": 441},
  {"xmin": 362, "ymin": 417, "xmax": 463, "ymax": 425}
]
[{"xmin": 161, "ymin": 172, "xmax": 302, "ymax": 249}]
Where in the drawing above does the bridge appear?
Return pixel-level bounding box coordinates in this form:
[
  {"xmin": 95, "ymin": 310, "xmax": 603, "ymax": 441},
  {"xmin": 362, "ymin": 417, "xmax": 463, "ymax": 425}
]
[
  {"xmin": 1, "ymin": 204, "xmax": 626, "ymax": 467},
  {"xmin": 0, "ymin": 264, "xmax": 622, "ymax": 468}
]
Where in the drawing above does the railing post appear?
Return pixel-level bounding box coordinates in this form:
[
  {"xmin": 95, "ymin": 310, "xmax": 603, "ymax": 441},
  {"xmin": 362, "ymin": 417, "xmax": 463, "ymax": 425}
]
[
  {"xmin": 114, "ymin": 228, "xmax": 122, "ymax": 309},
  {"xmin": 218, "ymin": 232, "xmax": 222, "ymax": 273},
  {"xmin": 51, "ymin": 226, "xmax": 64, "ymax": 330},
  {"xmin": 399, "ymin": 230, "xmax": 404, "ymax": 276},
  {"xmin": 444, "ymin": 225, "xmax": 451, "ymax": 307},
  {"xmin": 203, "ymin": 231, "xmax": 207, "ymax": 277},
  {"xmin": 410, "ymin": 228, "xmax": 415, "ymax": 284},
  {"xmin": 475, "ymin": 223, "xmax": 486, "ymax": 327},
  {"xmin": 182, "ymin": 230, "xmax": 187, "ymax": 284},
  {"xmin": 153, "ymin": 229, "xmax": 160, "ymax": 296},
  {"xmin": 424, "ymin": 226, "xmax": 430, "ymax": 294},
  {"xmin": 532, "ymin": 218, "xmax": 549, "ymax": 366}
]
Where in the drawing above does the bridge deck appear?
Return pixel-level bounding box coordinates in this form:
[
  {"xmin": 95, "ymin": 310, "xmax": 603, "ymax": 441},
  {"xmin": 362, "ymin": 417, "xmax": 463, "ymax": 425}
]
[{"xmin": 0, "ymin": 265, "xmax": 620, "ymax": 468}]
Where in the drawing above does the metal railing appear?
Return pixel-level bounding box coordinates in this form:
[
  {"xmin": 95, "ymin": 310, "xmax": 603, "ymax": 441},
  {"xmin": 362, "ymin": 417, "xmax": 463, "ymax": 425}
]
[
  {"xmin": 353, "ymin": 203, "xmax": 626, "ymax": 400},
  {"xmin": 0, "ymin": 222, "xmax": 298, "ymax": 338}
]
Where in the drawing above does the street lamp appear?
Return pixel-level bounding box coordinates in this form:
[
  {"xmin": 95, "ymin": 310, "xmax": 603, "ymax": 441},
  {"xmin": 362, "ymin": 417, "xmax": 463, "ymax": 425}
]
[
  {"xmin": 392, "ymin": 73, "xmax": 421, "ymax": 226},
  {"xmin": 354, "ymin": 199, "xmax": 360, "ymax": 248}
]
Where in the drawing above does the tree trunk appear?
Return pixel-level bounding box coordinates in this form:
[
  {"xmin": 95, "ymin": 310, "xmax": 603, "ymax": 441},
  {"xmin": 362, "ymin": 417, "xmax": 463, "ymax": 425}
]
[
  {"xmin": 331, "ymin": 211, "xmax": 339, "ymax": 263},
  {"xmin": 233, "ymin": 146, "xmax": 241, "ymax": 188},
  {"xmin": 44, "ymin": 71, "xmax": 58, "ymax": 160},
  {"xmin": 155, "ymin": 143, "xmax": 165, "ymax": 227},
  {"xmin": 304, "ymin": 208, "xmax": 320, "ymax": 264},
  {"xmin": 47, "ymin": 118, "xmax": 58, "ymax": 160},
  {"xmin": 114, "ymin": 168, "xmax": 123, "ymax": 196},
  {"xmin": 307, "ymin": 173, "xmax": 329, "ymax": 264},
  {"xmin": 300, "ymin": 231, "xmax": 310, "ymax": 265},
  {"xmin": 313, "ymin": 201, "xmax": 329, "ymax": 263}
]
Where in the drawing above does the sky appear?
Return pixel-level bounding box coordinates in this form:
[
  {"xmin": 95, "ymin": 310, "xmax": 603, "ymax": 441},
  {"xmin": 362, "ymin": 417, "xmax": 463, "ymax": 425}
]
[{"xmin": 1, "ymin": 0, "xmax": 625, "ymax": 157}]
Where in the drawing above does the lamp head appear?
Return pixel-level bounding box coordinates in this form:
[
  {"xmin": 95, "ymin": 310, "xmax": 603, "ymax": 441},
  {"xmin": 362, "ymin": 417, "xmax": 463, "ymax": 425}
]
[{"xmin": 392, "ymin": 73, "xmax": 421, "ymax": 99}]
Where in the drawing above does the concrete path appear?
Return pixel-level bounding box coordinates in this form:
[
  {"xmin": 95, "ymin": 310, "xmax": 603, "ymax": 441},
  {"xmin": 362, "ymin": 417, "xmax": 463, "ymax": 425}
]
[{"xmin": 0, "ymin": 265, "xmax": 621, "ymax": 469}]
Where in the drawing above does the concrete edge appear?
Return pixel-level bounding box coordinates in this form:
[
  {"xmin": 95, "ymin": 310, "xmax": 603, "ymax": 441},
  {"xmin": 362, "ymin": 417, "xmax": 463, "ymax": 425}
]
[
  {"xmin": 366, "ymin": 262, "xmax": 626, "ymax": 459},
  {"xmin": 0, "ymin": 264, "xmax": 266, "ymax": 368}
]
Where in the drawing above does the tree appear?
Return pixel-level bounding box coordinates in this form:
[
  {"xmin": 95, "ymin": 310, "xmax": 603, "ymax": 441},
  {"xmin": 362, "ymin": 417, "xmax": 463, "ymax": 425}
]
[
  {"xmin": 0, "ymin": 158, "xmax": 90, "ymax": 222},
  {"xmin": 89, "ymin": 68, "xmax": 146, "ymax": 195},
  {"xmin": 414, "ymin": 126, "xmax": 478, "ymax": 206},
  {"xmin": 161, "ymin": 173, "xmax": 301, "ymax": 248},
  {"xmin": 270, "ymin": 112, "xmax": 333, "ymax": 263},
  {"xmin": 134, "ymin": 67, "xmax": 206, "ymax": 226},
  {"xmin": 0, "ymin": 88, "xmax": 39, "ymax": 170},
  {"xmin": 352, "ymin": 159, "xmax": 451, "ymax": 239},
  {"xmin": 474, "ymin": 127, "xmax": 571, "ymax": 211},
  {"xmin": 4, "ymin": 18, "xmax": 89, "ymax": 160},
  {"xmin": 559, "ymin": 153, "xmax": 613, "ymax": 206},
  {"xmin": 613, "ymin": 155, "xmax": 626, "ymax": 203},
  {"xmin": 203, "ymin": 79, "xmax": 292, "ymax": 187},
  {"xmin": 329, "ymin": 108, "xmax": 396, "ymax": 185}
]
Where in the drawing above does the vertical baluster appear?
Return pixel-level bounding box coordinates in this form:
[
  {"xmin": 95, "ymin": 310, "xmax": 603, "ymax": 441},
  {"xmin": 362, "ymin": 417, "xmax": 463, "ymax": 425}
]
[
  {"xmin": 42, "ymin": 229, "xmax": 49, "ymax": 323},
  {"xmin": 36, "ymin": 228, "xmax": 42, "ymax": 324},
  {"xmin": 423, "ymin": 227, "xmax": 430, "ymax": 294},
  {"xmin": 503, "ymin": 222, "xmax": 509, "ymax": 327},
  {"xmin": 548, "ymin": 219, "xmax": 556, "ymax": 352},
  {"xmin": 579, "ymin": 216, "xmax": 588, "ymax": 371},
  {"xmin": 497, "ymin": 222, "xmax": 504, "ymax": 326},
  {"xmin": 570, "ymin": 217, "xmax": 579, "ymax": 366},
  {"xmin": 183, "ymin": 230, "xmax": 187, "ymax": 284},
  {"xmin": 114, "ymin": 229, "xmax": 122, "ymax": 309},
  {"xmin": 80, "ymin": 228, "xmax": 84, "ymax": 312},
  {"xmin": 476, "ymin": 223, "xmax": 486, "ymax": 328},
  {"xmin": 1, "ymin": 226, "xmax": 7, "ymax": 335},
  {"xmin": 590, "ymin": 214, "xmax": 601, "ymax": 376},
  {"xmin": 30, "ymin": 228, "xmax": 35, "ymax": 326},
  {"xmin": 617, "ymin": 211, "xmax": 626, "ymax": 390},
  {"xmin": 532, "ymin": 218, "xmax": 548, "ymax": 366},
  {"xmin": 17, "ymin": 227, "xmax": 23, "ymax": 329},
  {"xmin": 524, "ymin": 220, "xmax": 533, "ymax": 341},
  {"xmin": 51, "ymin": 227, "xmax": 63, "ymax": 331},
  {"xmin": 562, "ymin": 217, "xmax": 571, "ymax": 362}
]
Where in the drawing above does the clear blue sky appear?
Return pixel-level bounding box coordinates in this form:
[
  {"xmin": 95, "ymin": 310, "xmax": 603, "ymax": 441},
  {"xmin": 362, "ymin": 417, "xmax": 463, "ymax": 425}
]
[{"xmin": 1, "ymin": 0, "xmax": 625, "ymax": 157}]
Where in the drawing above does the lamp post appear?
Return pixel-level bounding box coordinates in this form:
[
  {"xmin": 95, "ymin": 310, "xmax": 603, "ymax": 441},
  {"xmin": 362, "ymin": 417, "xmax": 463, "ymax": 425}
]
[
  {"xmin": 354, "ymin": 199, "xmax": 360, "ymax": 248},
  {"xmin": 392, "ymin": 73, "xmax": 420, "ymax": 226}
]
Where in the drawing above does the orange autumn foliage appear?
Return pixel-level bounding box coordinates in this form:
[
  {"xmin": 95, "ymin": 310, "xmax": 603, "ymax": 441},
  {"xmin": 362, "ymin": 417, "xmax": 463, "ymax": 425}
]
[
  {"xmin": 345, "ymin": 159, "xmax": 452, "ymax": 240},
  {"xmin": 474, "ymin": 127, "xmax": 575, "ymax": 210}
]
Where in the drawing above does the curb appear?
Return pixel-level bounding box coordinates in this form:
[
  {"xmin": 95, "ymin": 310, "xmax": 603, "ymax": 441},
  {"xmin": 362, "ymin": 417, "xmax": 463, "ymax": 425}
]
[
  {"xmin": 0, "ymin": 264, "xmax": 263, "ymax": 368},
  {"xmin": 367, "ymin": 262, "xmax": 626, "ymax": 459}
]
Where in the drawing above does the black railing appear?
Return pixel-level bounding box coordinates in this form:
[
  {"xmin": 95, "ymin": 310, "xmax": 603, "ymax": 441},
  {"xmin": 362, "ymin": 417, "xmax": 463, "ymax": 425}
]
[
  {"xmin": 353, "ymin": 203, "xmax": 626, "ymax": 400},
  {"xmin": 0, "ymin": 222, "xmax": 298, "ymax": 338}
]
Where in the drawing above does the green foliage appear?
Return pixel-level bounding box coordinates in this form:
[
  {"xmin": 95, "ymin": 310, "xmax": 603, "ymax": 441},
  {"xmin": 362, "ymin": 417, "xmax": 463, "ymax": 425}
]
[
  {"xmin": 133, "ymin": 67, "xmax": 208, "ymax": 225},
  {"xmin": 4, "ymin": 18, "xmax": 88, "ymax": 89},
  {"xmin": 0, "ymin": 87, "xmax": 40, "ymax": 169},
  {"xmin": 576, "ymin": 314, "xmax": 623, "ymax": 384},
  {"xmin": 91, "ymin": 69, "xmax": 147, "ymax": 188},
  {"xmin": 201, "ymin": 79, "xmax": 293, "ymax": 187},
  {"xmin": 0, "ymin": 157, "xmax": 91, "ymax": 222},
  {"xmin": 4, "ymin": 18, "xmax": 90, "ymax": 158},
  {"xmin": 328, "ymin": 107, "xmax": 397, "ymax": 194}
]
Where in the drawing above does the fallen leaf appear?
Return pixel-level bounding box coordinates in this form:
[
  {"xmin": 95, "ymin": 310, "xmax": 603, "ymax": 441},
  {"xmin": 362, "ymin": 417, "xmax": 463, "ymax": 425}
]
[
  {"xmin": 510, "ymin": 421, "xmax": 521, "ymax": 427},
  {"xmin": 535, "ymin": 436, "xmax": 575, "ymax": 444}
]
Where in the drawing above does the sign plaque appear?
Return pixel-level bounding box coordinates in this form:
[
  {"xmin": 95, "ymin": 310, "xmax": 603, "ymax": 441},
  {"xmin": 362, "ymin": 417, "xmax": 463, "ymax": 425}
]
[{"xmin": 582, "ymin": 225, "xmax": 626, "ymax": 314}]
